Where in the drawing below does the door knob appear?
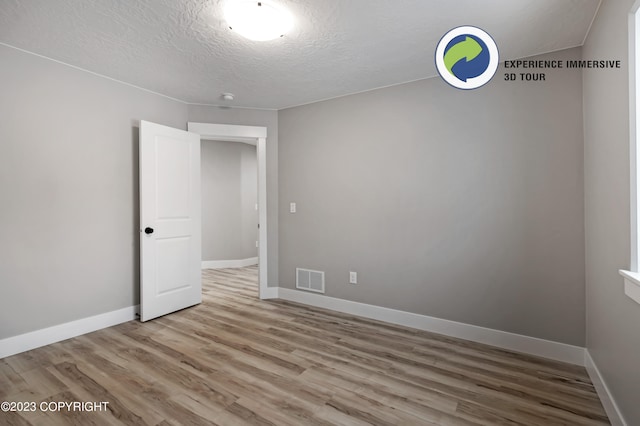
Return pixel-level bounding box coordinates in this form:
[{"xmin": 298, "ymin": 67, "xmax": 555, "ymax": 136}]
[{"xmin": 144, "ymin": 227, "xmax": 154, "ymax": 234}]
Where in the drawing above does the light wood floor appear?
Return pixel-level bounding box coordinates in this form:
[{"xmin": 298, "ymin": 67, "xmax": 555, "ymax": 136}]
[{"xmin": 1, "ymin": 266, "xmax": 609, "ymax": 425}]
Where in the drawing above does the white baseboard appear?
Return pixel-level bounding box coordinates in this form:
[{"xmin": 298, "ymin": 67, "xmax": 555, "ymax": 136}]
[
  {"xmin": 1, "ymin": 286, "xmax": 592, "ymax": 372},
  {"xmin": 202, "ymin": 257, "xmax": 258, "ymax": 269},
  {"xmin": 0, "ymin": 305, "xmax": 138, "ymax": 359},
  {"xmin": 585, "ymin": 350, "xmax": 627, "ymax": 426},
  {"xmin": 276, "ymin": 288, "xmax": 585, "ymax": 365}
]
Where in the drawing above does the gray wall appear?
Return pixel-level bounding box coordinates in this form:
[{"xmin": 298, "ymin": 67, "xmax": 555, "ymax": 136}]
[
  {"xmin": 278, "ymin": 48, "xmax": 585, "ymax": 346},
  {"xmin": 0, "ymin": 44, "xmax": 279, "ymax": 339},
  {"xmin": 0, "ymin": 43, "xmax": 187, "ymax": 339},
  {"xmin": 583, "ymin": 0, "xmax": 640, "ymax": 423},
  {"xmin": 188, "ymin": 105, "xmax": 278, "ymax": 286},
  {"xmin": 201, "ymin": 140, "xmax": 257, "ymax": 261}
]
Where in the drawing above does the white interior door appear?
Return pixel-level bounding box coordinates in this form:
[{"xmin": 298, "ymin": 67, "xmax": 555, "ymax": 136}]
[{"xmin": 139, "ymin": 120, "xmax": 201, "ymax": 321}]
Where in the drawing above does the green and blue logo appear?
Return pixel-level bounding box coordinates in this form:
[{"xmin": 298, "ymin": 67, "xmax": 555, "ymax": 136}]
[{"xmin": 435, "ymin": 26, "xmax": 499, "ymax": 90}]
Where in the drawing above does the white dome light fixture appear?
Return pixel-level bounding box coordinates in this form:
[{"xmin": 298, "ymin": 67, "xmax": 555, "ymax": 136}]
[{"xmin": 225, "ymin": 1, "xmax": 293, "ymax": 41}]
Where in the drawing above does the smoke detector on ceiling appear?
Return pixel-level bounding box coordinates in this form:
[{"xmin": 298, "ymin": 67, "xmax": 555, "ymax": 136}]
[{"xmin": 222, "ymin": 93, "xmax": 235, "ymax": 101}]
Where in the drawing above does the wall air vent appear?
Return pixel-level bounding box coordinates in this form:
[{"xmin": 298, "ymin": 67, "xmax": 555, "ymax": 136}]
[{"xmin": 296, "ymin": 268, "xmax": 325, "ymax": 293}]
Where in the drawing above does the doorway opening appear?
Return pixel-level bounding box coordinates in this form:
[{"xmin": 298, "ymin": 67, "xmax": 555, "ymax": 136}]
[
  {"xmin": 201, "ymin": 140, "xmax": 258, "ymax": 278},
  {"xmin": 188, "ymin": 122, "xmax": 269, "ymax": 299}
]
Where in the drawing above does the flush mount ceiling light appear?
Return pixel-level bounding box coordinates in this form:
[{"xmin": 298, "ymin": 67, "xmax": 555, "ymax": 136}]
[{"xmin": 225, "ymin": 1, "xmax": 293, "ymax": 41}]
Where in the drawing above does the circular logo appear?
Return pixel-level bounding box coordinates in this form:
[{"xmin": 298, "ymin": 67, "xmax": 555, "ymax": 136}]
[{"xmin": 435, "ymin": 26, "xmax": 499, "ymax": 90}]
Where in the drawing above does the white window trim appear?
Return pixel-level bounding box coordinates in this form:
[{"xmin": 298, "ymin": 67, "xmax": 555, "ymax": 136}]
[{"xmin": 621, "ymin": 1, "xmax": 640, "ymax": 305}]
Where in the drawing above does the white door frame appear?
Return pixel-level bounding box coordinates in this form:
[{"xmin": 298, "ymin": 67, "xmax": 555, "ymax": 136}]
[{"xmin": 188, "ymin": 122, "xmax": 271, "ymax": 300}]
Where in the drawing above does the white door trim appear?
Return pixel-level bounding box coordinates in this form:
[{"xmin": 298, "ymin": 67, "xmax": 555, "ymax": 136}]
[{"xmin": 188, "ymin": 122, "xmax": 271, "ymax": 299}]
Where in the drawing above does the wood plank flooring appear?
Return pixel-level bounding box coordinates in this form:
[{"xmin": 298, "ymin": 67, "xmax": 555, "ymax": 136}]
[{"xmin": 1, "ymin": 266, "xmax": 609, "ymax": 425}]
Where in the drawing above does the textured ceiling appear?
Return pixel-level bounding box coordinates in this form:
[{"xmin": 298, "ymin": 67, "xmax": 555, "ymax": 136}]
[{"xmin": 0, "ymin": 0, "xmax": 600, "ymax": 109}]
